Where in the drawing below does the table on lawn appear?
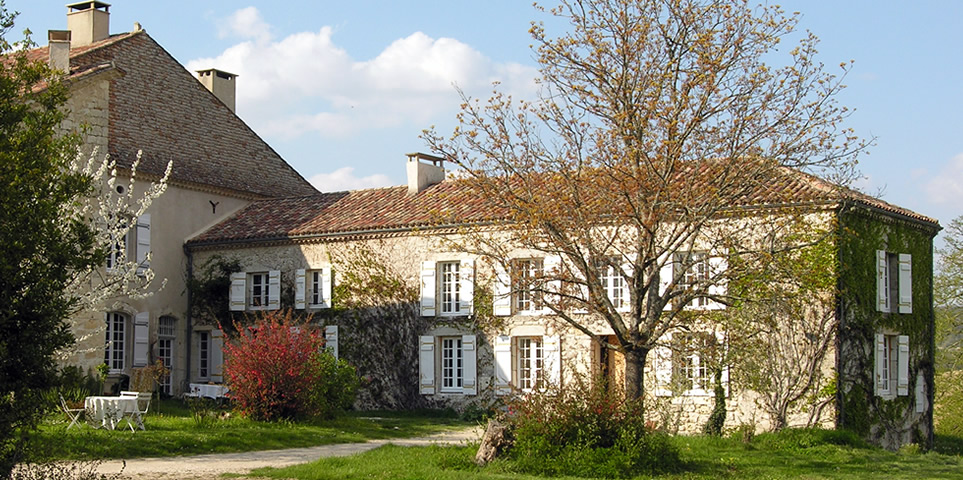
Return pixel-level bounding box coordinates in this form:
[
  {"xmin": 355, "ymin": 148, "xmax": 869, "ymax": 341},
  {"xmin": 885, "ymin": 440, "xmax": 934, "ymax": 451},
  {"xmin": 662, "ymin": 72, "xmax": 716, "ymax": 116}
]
[
  {"xmin": 85, "ymin": 396, "xmax": 140, "ymax": 430},
  {"xmin": 187, "ymin": 383, "xmax": 229, "ymax": 399}
]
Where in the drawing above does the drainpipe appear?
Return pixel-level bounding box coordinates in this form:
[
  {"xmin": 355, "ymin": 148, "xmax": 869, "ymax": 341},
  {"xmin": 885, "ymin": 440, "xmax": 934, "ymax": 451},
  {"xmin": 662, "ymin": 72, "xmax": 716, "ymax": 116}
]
[{"xmin": 183, "ymin": 243, "xmax": 194, "ymax": 396}]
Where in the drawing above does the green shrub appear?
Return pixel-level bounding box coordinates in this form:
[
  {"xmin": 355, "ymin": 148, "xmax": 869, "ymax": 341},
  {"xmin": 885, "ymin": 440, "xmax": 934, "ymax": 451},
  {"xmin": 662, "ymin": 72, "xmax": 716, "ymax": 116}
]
[
  {"xmin": 504, "ymin": 377, "xmax": 681, "ymax": 478},
  {"xmin": 935, "ymin": 370, "xmax": 963, "ymax": 437},
  {"xmin": 753, "ymin": 427, "xmax": 868, "ymax": 451}
]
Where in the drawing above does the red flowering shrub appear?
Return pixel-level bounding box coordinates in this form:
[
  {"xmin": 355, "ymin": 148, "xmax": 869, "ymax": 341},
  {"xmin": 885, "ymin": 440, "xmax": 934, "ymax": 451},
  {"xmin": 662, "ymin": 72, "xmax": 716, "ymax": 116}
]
[{"xmin": 223, "ymin": 310, "xmax": 357, "ymax": 421}]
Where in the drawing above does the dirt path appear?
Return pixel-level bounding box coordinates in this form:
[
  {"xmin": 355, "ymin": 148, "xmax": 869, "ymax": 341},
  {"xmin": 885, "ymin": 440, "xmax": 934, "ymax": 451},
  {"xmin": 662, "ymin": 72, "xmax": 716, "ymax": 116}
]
[{"xmin": 96, "ymin": 427, "xmax": 482, "ymax": 479}]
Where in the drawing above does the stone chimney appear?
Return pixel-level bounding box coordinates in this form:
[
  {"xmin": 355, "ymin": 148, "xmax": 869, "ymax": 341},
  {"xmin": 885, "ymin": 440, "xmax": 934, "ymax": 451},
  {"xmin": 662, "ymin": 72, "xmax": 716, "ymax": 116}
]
[
  {"xmin": 406, "ymin": 153, "xmax": 446, "ymax": 195},
  {"xmin": 196, "ymin": 69, "xmax": 238, "ymax": 113},
  {"xmin": 48, "ymin": 30, "xmax": 71, "ymax": 73},
  {"xmin": 66, "ymin": 1, "xmax": 110, "ymax": 47}
]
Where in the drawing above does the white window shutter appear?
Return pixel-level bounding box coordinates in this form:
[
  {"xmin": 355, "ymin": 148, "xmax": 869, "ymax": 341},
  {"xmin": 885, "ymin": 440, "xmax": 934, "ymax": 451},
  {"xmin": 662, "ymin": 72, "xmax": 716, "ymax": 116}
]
[
  {"xmin": 897, "ymin": 335, "xmax": 910, "ymax": 396},
  {"xmin": 229, "ymin": 272, "xmax": 246, "ymax": 311},
  {"xmin": 716, "ymin": 331, "xmax": 730, "ymax": 397},
  {"xmin": 325, "ymin": 325, "xmax": 338, "ymax": 360},
  {"xmin": 321, "ymin": 266, "xmax": 333, "ymax": 308},
  {"xmin": 542, "ymin": 255, "xmax": 562, "ymax": 313},
  {"xmin": 705, "ymin": 254, "xmax": 727, "ymax": 310},
  {"xmin": 543, "ymin": 335, "xmax": 561, "ymax": 389},
  {"xmin": 268, "ymin": 270, "xmax": 281, "ymax": 310},
  {"xmin": 420, "ymin": 261, "xmax": 436, "ymax": 317},
  {"xmin": 617, "ymin": 261, "xmax": 632, "ymax": 313},
  {"xmin": 660, "ymin": 255, "xmax": 673, "ymax": 311},
  {"xmin": 876, "ymin": 250, "xmax": 889, "ymax": 312},
  {"xmin": 875, "ymin": 333, "xmax": 886, "ymax": 395},
  {"xmin": 132, "ymin": 312, "xmax": 149, "ymax": 367},
  {"xmin": 419, "ymin": 336, "xmax": 435, "ymax": 394},
  {"xmin": 898, "ymin": 254, "xmax": 912, "ymax": 314},
  {"xmin": 294, "ymin": 269, "xmax": 306, "ymax": 309},
  {"xmin": 493, "ymin": 262, "xmax": 512, "ymax": 316},
  {"xmin": 462, "ymin": 335, "xmax": 477, "ymax": 395},
  {"xmin": 211, "ymin": 329, "xmax": 224, "ymax": 383},
  {"xmin": 135, "ymin": 214, "xmax": 151, "ymax": 274},
  {"xmin": 915, "ymin": 372, "xmax": 926, "ymax": 413},
  {"xmin": 654, "ymin": 334, "xmax": 672, "ymax": 396},
  {"xmin": 494, "ymin": 335, "xmax": 512, "ymax": 395},
  {"xmin": 460, "ymin": 259, "xmax": 474, "ymax": 314}
]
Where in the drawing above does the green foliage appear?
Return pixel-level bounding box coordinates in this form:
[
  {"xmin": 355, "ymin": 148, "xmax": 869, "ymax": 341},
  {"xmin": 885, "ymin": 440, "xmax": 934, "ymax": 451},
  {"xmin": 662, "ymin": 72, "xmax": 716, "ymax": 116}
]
[
  {"xmin": 223, "ymin": 310, "xmax": 358, "ymax": 421},
  {"xmin": 753, "ymin": 427, "xmax": 869, "ymax": 451},
  {"xmin": 936, "ymin": 215, "xmax": 963, "ymax": 371},
  {"xmin": 935, "ymin": 370, "xmax": 963, "ymax": 437},
  {"xmin": 702, "ymin": 369, "xmax": 726, "ymax": 436},
  {"xmin": 188, "ymin": 255, "xmax": 243, "ymax": 330},
  {"xmin": 0, "ymin": 5, "xmax": 105, "ymax": 475},
  {"xmin": 504, "ymin": 376, "xmax": 680, "ymax": 478}
]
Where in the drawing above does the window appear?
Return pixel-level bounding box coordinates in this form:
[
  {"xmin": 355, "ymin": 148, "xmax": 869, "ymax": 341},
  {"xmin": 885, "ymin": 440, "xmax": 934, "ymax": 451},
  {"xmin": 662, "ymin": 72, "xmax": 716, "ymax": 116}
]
[
  {"xmin": 295, "ymin": 267, "xmax": 332, "ymax": 310},
  {"xmin": 420, "ymin": 260, "xmax": 474, "ymax": 317},
  {"xmin": 876, "ymin": 333, "xmax": 909, "ymax": 397},
  {"xmin": 674, "ymin": 251, "xmax": 710, "ymax": 308},
  {"xmin": 877, "ymin": 251, "xmax": 912, "ymax": 314},
  {"xmin": 106, "ymin": 232, "xmax": 127, "ymax": 271},
  {"xmin": 104, "ymin": 312, "xmax": 127, "ymax": 373},
  {"xmin": 598, "ymin": 259, "xmax": 626, "ymax": 310},
  {"xmin": 514, "ymin": 259, "xmax": 543, "ymax": 313},
  {"xmin": 441, "ymin": 337, "xmax": 463, "ymax": 392},
  {"xmin": 309, "ymin": 271, "xmax": 324, "ymax": 306},
  {"xmin": 158, "ymin": 316, "xmax": 175, "ymax": 395},
  {"xmin": 654, "ymin": 331, "xmax": 727, "ymax": 397},
  {"xmin": 230, "ymin": 270, "xmax": 280, "ymax": 311},
  {"xmin": 418, "ymin": 335, "xmax": 477, "ymax": 395},
  {"xmin": 516, "ymin": 337, "xmax": 544, "ymax": 391},
  {"xmin": 105, "ymin": 214, "xmax": 150, "ymax": 274},
  {"xmin": 198, "ymin": 331, "xmax": 210, "ymax": 380},
  {"xmin": 249, "ymin": 272, "xmax": 269, "ymax": 308}
]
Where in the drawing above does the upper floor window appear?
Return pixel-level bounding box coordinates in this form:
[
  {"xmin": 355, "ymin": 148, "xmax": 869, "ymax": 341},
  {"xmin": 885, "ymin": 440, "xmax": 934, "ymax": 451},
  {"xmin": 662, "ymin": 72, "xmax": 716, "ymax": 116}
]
[
  {"xmin": 597, "ymin": 258, "xmax": 626, "ymax": 310},
  {"xmin": 230, "ymin": 270, "xmax": 280, "ymax": 311},
  {"xmin": 674, "ymin": 251, "xmax": 710, "ymax": 308},
  {"xmin": 440, "ymin": 262, "xmax": 460, "ymax": 314},
  {"xmin": 249, "ymin": 272, "xmax": 269, "ymax": 308},
  {"xmin": 105, "ymin": 214, "xmax": 151, "ymax": 274},
  {"xmin": 420, "ymin": 260, "xmax": 474, "ymax": 317},
  {"xmin": 514, "ymin": 258, "xmax": 544, "ymax": 313},
  {"xmin": 876, "ymin": 251, "xmax": 912, "ymax": 314}
]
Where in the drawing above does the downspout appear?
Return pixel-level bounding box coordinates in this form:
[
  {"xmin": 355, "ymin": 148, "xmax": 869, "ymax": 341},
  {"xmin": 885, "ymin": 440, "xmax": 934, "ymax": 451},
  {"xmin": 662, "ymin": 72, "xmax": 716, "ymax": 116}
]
[{"xmin": 183, "ymin": 243, "xmax": 194, "ymax": 396}]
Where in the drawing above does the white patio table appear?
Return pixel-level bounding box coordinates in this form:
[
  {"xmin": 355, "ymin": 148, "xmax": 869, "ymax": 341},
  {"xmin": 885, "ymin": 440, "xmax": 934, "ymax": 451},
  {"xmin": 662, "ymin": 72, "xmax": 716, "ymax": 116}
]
[
  {"xmin": 85, "ymin": 396, "xmax": 139, "ymax": 430},
  {"xmin": 187, "ymin": 383, "xmax": 229, "ymax": 399}
]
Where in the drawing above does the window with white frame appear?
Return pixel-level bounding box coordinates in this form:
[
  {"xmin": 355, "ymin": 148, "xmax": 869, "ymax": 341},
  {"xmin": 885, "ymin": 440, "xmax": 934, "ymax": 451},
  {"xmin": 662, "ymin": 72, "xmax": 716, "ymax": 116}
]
[
  {"xmin": 418, "ymin": 335, "xmax": 477, "ymax": 395},
  {"xmin": 876, "ymin": 251, "xmax": 912, "ymax": 314},
  {"xmin": 157, "ymin": 316, "xmax": 175, "ymax": 395},
  {"xmin": 249, "ymin": 272, "xmax": 269, "ymax": 308},
  {"xmin": 516, "ymin": 336, "xmax": 544, "ymax": 391},
  {"xmin": 420, "ymin": 260, "xmax": 474, "ymax": 317},
  {"xmin": 198, "ymin": 331, "xmax": 210, "ymax": 380},
  {"xmin": 105, "ymin": 214, "xmax": 151, "ymax": 274},
  {"xmin": 309, "ymin": 270, "xmax": 324, "ymax": 307},
  {"xmin": 597, "ymin": 258, "xmax": 626, "ymax": 310},
  {"xmin": 514, "ymin": 258, "xmax": 544, "ymax": 313},
  {"xmin": 876, "ymin": 333, "xmax": 909, "ymax": 397},
  {"xmin": 106, "ymin": 232, "xmax": 127, "ymax": 271},
  {"xmin": 104, "ymin": 312, "xmax": 128, "ymax": 373},
  {"xmin": 654, "ymin": 331, "xmax": 727, "ymax": 397},
  {"xmin": 440, "ymin": 262, "xmax": 460, "ymax": 314},
  {"xmin": 230, "ymin": 270, "xmax": 280, "ymax": 311},
  {"xmin": 674, "ymin": 251, "xmax": 710, "ymax": 307},
  {"xmin": 441, "ymin": 337, "xmax": 464, "ymax": 392}
]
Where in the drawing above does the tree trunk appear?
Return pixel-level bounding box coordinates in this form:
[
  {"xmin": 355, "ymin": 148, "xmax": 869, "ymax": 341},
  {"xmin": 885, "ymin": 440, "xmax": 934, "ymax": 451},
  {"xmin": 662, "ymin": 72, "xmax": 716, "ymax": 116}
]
[{"xmin": 623, "ymin": 347, "xmax": 647, "ymax": 400}]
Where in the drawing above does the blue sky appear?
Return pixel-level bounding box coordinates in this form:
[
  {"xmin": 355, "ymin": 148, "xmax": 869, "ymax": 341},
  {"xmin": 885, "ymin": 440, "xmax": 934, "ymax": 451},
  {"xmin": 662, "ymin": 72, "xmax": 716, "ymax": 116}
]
[{"xmin": 11, "ymin": 1, "xmax": 963, "ymax": 231}]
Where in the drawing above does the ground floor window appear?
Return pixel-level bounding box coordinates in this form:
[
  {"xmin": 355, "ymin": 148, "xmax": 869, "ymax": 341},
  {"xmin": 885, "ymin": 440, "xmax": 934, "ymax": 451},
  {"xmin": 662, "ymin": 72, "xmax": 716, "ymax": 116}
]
[
  {"xmin": 105, "ymin": 312, "xmax": 127, "ymax": 373},
  {"xmin": 516, "ymin": 336, "xmax": 544, "ymax": 391},
  {"xmin": 441, "ymin": 337, "xmax": 463, "ymax": 392},
  {"xmin": 198, "ymin": 331, "xmax": 210, "ymax": 380},
  {"xmin": 158, "ymin": 316, "xmax": 175, "ymax": 394}
]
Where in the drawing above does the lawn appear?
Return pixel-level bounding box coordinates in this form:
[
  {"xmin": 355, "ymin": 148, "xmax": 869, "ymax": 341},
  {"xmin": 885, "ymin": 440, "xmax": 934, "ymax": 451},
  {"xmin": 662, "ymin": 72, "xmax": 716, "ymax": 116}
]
[
  {"xmin": 246, "ymin": 433, "xmax": 963, "ymax": 480},
  {"xmin": 33, "ymin": 398, "xmax": 472, "ymax": 461}
]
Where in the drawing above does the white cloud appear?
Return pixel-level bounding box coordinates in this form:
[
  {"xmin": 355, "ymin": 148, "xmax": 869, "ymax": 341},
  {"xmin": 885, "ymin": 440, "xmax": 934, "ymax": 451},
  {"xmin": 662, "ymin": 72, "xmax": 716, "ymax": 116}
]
[
  {"xmin": 309, "ymin": 167, "xmax": 395, "ymax": 192},
  {"xmin": 217, "ymin": 6, "xmax": 272, "ymax": 43},
  {"xmin": 187, "ymin": 8, "xmax": 539, "ymax": 140},
  {"xmin": 924, "ymin": 153, "xmax": 963, "ymax": 205}
]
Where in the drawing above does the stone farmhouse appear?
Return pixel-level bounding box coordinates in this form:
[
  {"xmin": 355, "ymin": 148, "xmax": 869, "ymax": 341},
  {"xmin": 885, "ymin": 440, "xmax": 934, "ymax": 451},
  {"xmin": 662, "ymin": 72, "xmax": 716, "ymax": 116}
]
[
  {"xmin": 27, "ymin": 2, "xmax": 316, "ymax": 395},
  {"xmin": 32, "ymin": 2, "xmax": 938, "ymax": 451}
]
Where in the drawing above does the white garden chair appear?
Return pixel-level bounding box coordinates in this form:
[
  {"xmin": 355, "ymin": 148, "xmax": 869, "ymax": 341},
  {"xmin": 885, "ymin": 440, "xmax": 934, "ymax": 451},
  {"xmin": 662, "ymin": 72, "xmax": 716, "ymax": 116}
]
[
  {"xmin": 120, "ymin": 391, "xmax": 152, "ymax": 431},
  {"xmin": 59, "ymin": 394, "xmax": 85, "ymax": 430}
]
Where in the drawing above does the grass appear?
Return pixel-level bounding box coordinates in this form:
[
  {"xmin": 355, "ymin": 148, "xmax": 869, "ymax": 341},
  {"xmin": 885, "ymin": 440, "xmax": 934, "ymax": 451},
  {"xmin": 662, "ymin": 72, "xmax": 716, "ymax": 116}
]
[
  {"xmin": 33, "ymin": 398, "xmax": 471, "ymax": 461},
  {"xmin": 247, "ymin": 430, "xmax": 963, "ymax": 480}
]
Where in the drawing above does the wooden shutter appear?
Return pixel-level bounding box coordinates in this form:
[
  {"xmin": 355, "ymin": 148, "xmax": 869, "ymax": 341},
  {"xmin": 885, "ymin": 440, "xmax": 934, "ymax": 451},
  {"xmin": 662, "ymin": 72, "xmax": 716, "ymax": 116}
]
[
  {"xmin": 897, "ymin": 335, "xmax": 910, "ymax": 396},
  {"xmin": 617, "ymin": 261, "xmax": 631, "ymax": 313},
  {"xmin": 420, "ymin": 261, "xmax": 436, "ymax": 317},
  {"xmin": 135, "ymin": 214, "xmax": 151, "ymax": 274},
  {"xmin": 268, "ymin": 270, "xmax": 281, "ymax": 310},
  {"xmin": 705, "ymin": 254, "xmax": 727, "ymax": 310},
  {"xmin": 898, "ymin": 254, "xmax": 912, "ymax": 314},
  {"xmin": 493, "ymin": 262, "xmax": 512, "ymax": 316},
  {"xmin": 419, "ymin": 336, "xmax": 435, "ymax": 394},
  {"xmin": 321, "ymin": 266, "xmax": 333, "ymax": 308},
  {"xmin": 229, "ymin": 272, "xmax": 246, "ymax": 311},
  {"xmin": 460, "ymin": 259, "xmax": 474, "ymax": 314},
  {"xmin": 543, "ymin": 335, "xmax": 561, "ymax": 389},
  {"xmin": 325, "ymin": 325, "xmax": 338, "ymax": 360},
  {"xmin": 876, "ymin": 250, "xmax": 889, "ymax": 312},
  {"xmin": 295, "ymin": 269, "xmax": 306, "ymax": 309},
  {"xmin": 211, "ymin": 329, "xmax": 224, "ymax": 383},
  {"xmin": 132, "ymin": 312, "xmax": 150, "ymax": 367},
  {"xmin": 875, "ymin": 333, "xmax": 887, "ymax": 395},
  {"xmin": 494, "ymin": 335, "xmax": 512, "ymax": 395},
  {"xmin": 542, "ymin": 256, "xmax": 561, "ymax": 313},
  {"xmin": 653, "ymin": 334, "xmax": 672, "ymax": 396},
  {"xmin": 462, "ymin": 335, "xmax": 477, "ymax": 395}
]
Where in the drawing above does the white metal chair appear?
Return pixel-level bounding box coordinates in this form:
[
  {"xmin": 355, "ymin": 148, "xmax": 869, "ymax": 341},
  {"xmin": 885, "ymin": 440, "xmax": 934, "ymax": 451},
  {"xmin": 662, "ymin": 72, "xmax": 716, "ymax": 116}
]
[
  {"xmin": 59, "ymin": 394, "xmax": 85, "ymax": 430},
  {"xmin": 120, "ymin": 391, "xmax": 152, "ymax": 431}
]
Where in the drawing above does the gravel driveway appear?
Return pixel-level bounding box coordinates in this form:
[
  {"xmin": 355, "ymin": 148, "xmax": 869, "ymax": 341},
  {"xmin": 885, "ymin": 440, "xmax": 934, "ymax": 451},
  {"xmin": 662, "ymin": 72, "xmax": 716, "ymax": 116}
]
[{"xmin": 95, "ymin": 427, "xmax": 482, "ymax": 480}]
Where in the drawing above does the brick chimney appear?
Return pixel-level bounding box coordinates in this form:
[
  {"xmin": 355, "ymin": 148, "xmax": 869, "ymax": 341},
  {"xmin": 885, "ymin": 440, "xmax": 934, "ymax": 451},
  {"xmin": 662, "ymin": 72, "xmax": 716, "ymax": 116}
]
[
  {"xmin": 196, "ymin": 69, "xmax": 238, "ymax": 113},
  {"xmin": 47, "ymin": 30, "xmax": 71, "ymax": 73},
  {"xmin": 66, "ymin": 1, "xmax": 110, "ymax": 47},
  {"xmin": 406, "ymin": 153, "xmax": 446, "ymax": 195}
]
